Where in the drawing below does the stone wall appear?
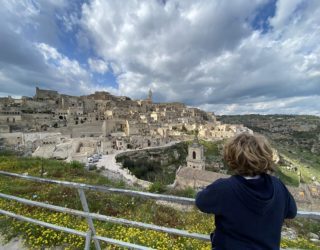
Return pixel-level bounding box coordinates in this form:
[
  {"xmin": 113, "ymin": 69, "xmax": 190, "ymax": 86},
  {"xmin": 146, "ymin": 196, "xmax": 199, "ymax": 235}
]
[
  {"xmin": 288, "ymin": 184, "xmax": 320, "ymax": 211},
  {"xmin": 70, "ymin": 122, "xmax": 103, "ymax": 137},
  {"xmin": 0, "ymin": 125, "xmax": 10, "ymax": 133},
  {"xmin": 175, "ymin": 167, "xmax": 228, "ymax": 190},
  {"xmin": 0, "ymin": 132, "xmax": 23, "ymax": 145},
  {"xmin": 0, "ymin": 114, "xmax": 22, "ymax": 123},
  {"xmin": 23, "ymin": 132, "xmax": 63, "ymax": 144}
]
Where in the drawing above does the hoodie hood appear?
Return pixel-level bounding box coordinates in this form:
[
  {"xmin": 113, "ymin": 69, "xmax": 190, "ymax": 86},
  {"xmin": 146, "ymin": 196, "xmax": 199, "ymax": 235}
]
[{"xmin": 230, "ymin": 174, "xmax": 275, "ymax": 215}]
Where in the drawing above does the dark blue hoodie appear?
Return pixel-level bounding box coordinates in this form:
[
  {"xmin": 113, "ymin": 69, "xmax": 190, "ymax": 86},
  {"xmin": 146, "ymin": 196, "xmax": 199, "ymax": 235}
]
[{"xmin": 195, "ymin": 174, "xmax": 297, "ymax": 250}]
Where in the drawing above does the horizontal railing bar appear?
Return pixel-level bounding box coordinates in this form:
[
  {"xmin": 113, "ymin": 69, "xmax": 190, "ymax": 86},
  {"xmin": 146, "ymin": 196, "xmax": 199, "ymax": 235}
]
[
  {"xmin": 0, "ymin": 170, "xmax": 194, "ymax": 204},
  {"xmin": 0, "ymin": 192, "xmax": 210, "ymax": 241},
  {"xmin": 0, "ymin": 171, "xmax": 319, "ymax": 220},
  {"xmin": 296, "ymin": 210, "xmax": 320, "ymax": 220},
  {"xmin": 0, "ymin": 208, "xmax": 153, "ymax": 250}
]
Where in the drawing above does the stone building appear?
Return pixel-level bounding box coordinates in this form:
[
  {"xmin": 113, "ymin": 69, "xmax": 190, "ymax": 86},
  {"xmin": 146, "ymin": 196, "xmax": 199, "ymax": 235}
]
[
  {"xmin": 186, "ymin": 133, "xmax": 205, "ymax": 170},
  {"xmin": 0, "ymin": 87, "xmax": 250, "ymax": 162},
  {"xmin": 175, "ymin": 132, "xmax": 228, "ymax": 189},
  {"xmin": 0, "ymin": 109, "xmax": 22, "ymax": 124},
  {"xmin": 35, "ymin": 87, "xmax": 59, "ymax": 100}
]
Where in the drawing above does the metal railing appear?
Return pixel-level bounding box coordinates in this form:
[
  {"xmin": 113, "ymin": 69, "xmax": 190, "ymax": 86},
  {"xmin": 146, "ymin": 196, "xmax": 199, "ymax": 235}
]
[{"xmin": 0, "ymin": 170, "xmax": 319, "ymax": 250}]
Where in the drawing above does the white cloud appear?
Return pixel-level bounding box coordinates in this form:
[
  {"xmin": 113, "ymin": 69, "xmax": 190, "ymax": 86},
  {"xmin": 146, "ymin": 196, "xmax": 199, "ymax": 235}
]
[
  {"xmin": 1, "ymin": 0, "xmax": 320, "ymax": 115},
  {"xmin": 36, "ymin": 43, "xmax": 61, "ymax": 61},
  {"xmin": 35, "ymin": 43, "xmax": 119, "ymax": 95},
  {"xmin": 36, "ymin": 42, "xmax": 87, "ymax": 79},
  {"xmin": 88, "ymin": 58, "xmax": 108, "ymax": 74},
  {"xmin": 79, "ymin": 0, "xmax": 320, "ymax": 114},
  {"xmin": 0, "ymin": 0, "xmax": 120, "ymax": 98},
  {"xmin": 269, "ymin": 0, "xmax": 303, "ymax": 29},
  {"xmin": 109, "ymin": 62, "xmax": 122, "ymax": 75},
  {"xmin": 199, "ymin": 96, "xmax": 320, "ymax": 116}
]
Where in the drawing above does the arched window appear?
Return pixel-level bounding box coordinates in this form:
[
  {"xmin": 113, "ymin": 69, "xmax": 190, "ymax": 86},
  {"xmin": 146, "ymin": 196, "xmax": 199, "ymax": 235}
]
[{"xmin": 193, "ymin": 151, "xmax": 196, "ymax": 159}]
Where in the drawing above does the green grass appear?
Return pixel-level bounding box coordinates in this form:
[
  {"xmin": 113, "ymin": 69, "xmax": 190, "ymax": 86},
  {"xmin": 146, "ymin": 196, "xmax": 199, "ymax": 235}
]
[
  {"xmin": 278, "ymin": 151, "xmax": 320, "ymax": 184},
  {"xmin": 276, "ymin": 167, "xmax": 300, "ymax": 187},
  {"xmin": 201, "ymin": 140, "xmax": 224, "ymax": 162}
]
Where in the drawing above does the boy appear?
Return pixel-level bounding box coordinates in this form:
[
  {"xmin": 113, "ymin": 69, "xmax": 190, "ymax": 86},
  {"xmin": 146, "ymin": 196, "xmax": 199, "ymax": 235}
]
[{"xmin": 195, "ymin": 133, "xmax": 297, "ymax": 250}]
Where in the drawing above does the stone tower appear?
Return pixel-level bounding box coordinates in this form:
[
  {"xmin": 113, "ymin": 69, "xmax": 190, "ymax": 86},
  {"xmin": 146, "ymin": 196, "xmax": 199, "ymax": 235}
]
[{"xmin": 186, "ymin": 131, "xmax": 205, "ymax": 170}]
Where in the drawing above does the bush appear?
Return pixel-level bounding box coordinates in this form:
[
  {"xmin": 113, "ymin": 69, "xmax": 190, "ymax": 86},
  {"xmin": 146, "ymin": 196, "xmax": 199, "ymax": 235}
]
[
  {"xmin": 123, "ymin": 158, "xmax": 135, "ymax": 169},
  {"xmin": 70, "ymin": 161, "xmax": 84, "ymax": 169},
  {"xmin": 0, "ymin": 149, "xmax": 16, "ymax": 156},
  {"xmin": 184, "ymin": 187, "xmax": 196, "ymax": 198},
  {"xmin": 148, "ymin": 181, "xmax": 167, "ymax": 193}
]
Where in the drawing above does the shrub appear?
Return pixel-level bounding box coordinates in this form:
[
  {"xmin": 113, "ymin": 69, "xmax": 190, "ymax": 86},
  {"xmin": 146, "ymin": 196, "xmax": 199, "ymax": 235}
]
[
  {"xmin": 148, "ymin": 181, "xmax": 167, "ymax": 193},
  {"xmin": 70, "ymin": 161, "xmax": 84, "ymax": 169}
]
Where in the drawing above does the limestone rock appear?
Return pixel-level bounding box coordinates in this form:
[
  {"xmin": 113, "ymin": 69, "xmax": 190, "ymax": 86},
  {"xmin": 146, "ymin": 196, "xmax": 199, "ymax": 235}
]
[
  {"xmin": 173, "ymin": 150, "xmax": 179, "ymax": 160},
  {"xmin": 52, "ymin": 142, "xmax": 72, "ymax": 160},
  {"xmin": 307, "ymin": 232, "xmax": 319, "ymax": 240},
  {"xmin": 281, "ymin": 227, "xmax": 297, "ymax": 240},
  {"xmin": 310, "ymin": 238, "xmax": 320, "ymax": 243}
]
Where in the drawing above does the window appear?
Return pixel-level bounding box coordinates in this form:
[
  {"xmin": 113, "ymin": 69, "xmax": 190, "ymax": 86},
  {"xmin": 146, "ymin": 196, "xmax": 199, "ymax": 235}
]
[{"xmin": 193, "ymin": 151, "xmax": 196, "ymax": 159}]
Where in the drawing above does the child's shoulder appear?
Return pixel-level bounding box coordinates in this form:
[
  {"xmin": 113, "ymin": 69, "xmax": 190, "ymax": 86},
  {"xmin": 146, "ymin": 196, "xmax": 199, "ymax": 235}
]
[
  {"xmin": 208, "ymin": 176, "xmax": 234, "ymax": 189},
  {"xmin": 268, "ymin": 174, "xmax": 287, "ymax": 187}
]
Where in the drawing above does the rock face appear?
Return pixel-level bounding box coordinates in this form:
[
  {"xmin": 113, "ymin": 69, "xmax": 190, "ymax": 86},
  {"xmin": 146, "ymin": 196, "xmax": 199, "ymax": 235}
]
[
  {"xmin": 218, "ymin": 114, "xmax": 320, "ymax": 154},
  {"xmin": 116, "ymin": 142, "xmax": 188, "ymax": 184},
  {"xmin": 32, "ymin": 138, "xmax": 98, "ymax": 163},
  {"xmin": 52, "ymin": 142, "xmax": 72, "ymax": 159},
  {"xmin": 116, "ymin": 144, "xmax": 187, "ymax": 164}
]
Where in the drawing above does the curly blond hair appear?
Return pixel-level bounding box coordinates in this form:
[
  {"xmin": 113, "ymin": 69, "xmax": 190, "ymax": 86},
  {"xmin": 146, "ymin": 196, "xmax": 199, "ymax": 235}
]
[{"xmin": 223, "ymin": 133, "xmax": 275, "ymax": 176}]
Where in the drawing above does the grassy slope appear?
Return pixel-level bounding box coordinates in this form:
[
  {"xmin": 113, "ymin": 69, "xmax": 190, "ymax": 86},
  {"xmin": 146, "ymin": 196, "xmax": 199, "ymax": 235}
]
[
  {"xmin": 0, "ymin": 153, "xmax": 319, "ymax": 249},
  {"xmin": 0, "ymin": 153, "xmax": 213, "ymax": 249}
]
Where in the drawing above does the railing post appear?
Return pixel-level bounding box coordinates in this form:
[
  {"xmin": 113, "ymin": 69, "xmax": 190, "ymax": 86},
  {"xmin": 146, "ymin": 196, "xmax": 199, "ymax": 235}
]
[
  {"xmin": 78, "ymin": 188, "xmax": 101, "ymax": 250},
  {"xmin": 85, "ymin": 230, "xmax": 92, "ymax": 250}
]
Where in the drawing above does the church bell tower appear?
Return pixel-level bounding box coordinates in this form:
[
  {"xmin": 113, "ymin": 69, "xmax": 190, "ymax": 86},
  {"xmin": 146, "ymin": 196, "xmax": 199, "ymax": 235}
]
[{"xmin": 186, "ymin": 131, "xmax": 205, "ymax": 170}]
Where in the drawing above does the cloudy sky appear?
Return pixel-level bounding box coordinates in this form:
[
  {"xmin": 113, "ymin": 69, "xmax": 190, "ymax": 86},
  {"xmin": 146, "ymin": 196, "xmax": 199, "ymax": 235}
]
[{"xmin": 0, "ymin": 0, "xmax": 319, "ymax": 115}]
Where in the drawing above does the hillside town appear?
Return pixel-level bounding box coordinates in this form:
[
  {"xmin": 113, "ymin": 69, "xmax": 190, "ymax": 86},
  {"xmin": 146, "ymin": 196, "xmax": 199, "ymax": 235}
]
[{"xmin": 0, "ymin": 87, "xmax": 249, "ymax": 162}]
